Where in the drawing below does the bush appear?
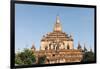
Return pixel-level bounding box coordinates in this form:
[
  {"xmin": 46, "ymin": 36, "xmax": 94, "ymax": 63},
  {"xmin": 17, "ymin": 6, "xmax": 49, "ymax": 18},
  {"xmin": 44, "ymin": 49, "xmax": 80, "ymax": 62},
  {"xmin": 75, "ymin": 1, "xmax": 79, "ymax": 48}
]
[
  {"xmin": 82, "ymin": 51, "xmax": 95, "ymax": 62},
  {"xmin": 38, "ymin": 55, "xmax": 46, "ymax": 64},
  {"xmin": 15, "ymin": 48, "xmax": 36, "ymax": 65}
]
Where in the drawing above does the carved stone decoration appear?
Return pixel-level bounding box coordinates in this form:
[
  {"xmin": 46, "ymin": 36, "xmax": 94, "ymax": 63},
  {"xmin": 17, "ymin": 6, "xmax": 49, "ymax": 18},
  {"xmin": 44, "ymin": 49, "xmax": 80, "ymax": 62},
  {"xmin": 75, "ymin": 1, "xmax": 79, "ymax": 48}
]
[{"xmin": 32, "ymin": 16, "xmax": 83, "ymax": 64}]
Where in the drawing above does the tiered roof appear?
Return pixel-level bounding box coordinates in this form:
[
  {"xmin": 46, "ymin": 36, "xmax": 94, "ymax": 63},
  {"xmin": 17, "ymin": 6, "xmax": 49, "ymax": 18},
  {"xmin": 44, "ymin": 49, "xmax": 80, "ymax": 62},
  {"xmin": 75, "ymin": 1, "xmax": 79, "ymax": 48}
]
[{"xmin": 41, "ymin": 16, "xmax": 73, "ymax": 41}]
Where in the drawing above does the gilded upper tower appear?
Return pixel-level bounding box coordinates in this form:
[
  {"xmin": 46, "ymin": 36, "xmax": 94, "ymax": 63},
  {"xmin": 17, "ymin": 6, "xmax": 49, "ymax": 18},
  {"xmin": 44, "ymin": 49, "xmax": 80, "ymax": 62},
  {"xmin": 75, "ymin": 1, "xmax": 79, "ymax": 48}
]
[{"xmin": 54, "ymin": 16, "xmax": 62, "ymax": 32}]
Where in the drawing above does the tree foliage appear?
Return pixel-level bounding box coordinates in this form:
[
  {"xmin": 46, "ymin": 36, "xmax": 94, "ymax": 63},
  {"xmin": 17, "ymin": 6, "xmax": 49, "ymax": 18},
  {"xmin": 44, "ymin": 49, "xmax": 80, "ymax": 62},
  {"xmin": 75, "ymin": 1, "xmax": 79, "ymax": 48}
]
[
  {"xmin": 38, "ymin": 55, "xmax": 46, "ymax": 64},
  {"xmin": 15, "ymin": 48, "xmax": 36, "ymax": 65},
  {"xmin": 81, "ymin": 51, "xmax": 95, "ymax": 62}
]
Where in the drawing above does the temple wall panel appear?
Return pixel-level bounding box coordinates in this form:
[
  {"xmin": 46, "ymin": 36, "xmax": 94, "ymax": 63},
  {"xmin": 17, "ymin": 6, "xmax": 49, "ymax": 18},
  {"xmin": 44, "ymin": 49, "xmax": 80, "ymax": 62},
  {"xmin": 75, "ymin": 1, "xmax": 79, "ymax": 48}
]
[
  {"xmin": 65, "ymin": 41, "xmax": 68, "ymax": 49},
  {"xmin": 41, "ymin": 41, "xmax": 47, "ymax": 50},
  {"xmin": 68, "ymin": 41, "xmax": 74, "ymax": 49}
]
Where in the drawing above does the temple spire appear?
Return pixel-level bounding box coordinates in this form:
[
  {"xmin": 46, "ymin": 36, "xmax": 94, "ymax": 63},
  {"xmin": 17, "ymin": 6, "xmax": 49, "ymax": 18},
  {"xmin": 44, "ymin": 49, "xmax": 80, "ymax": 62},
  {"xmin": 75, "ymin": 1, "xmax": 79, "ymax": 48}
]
[
  {"xmin": 77, "ymin": 41, "xmax": 82, "ymax": 50},
  {"xmin": 56, "ymin": 15, "xmax": 60, "ymax": 23},
  {"xmin": 31, "ymin": 42, "xmax": 36, "ymax": 51},
  {"xmin": 90, "ymin": 45, "xmax": 93, "ymax": 52},
  {"xmin": 53, "ymin": 15, "xmax": 62, "ymax": 32},
  {"xmin": 84, "ymin": 43, "xmax": 87, "ymax": 52}
]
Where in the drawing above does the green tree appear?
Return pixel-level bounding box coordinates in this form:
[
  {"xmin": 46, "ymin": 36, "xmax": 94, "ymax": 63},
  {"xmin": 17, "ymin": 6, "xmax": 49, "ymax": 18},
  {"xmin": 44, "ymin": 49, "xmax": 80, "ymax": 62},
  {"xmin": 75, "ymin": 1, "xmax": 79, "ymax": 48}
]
[
  {"xmin": 82, "ymin": 51, "xmax": 95, "ymax": 62},
  {"xmin": 38, "ymin": 55, "xmax": 46, "ymax": 64},
  {"xmin": 15, "ymin": 53, "xmax": 23, "ymax": 65},
  {"xmin": 15, "ymin": 48, "xmax": 36, "ymax": 65}
]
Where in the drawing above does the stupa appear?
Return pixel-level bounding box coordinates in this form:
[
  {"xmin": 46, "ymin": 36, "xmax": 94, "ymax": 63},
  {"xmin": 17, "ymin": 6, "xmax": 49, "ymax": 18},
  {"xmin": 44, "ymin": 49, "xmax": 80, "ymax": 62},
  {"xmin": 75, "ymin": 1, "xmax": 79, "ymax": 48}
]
[{"xmin": 32, "ymin": 16, "xmax": 83, "ymax": 64}]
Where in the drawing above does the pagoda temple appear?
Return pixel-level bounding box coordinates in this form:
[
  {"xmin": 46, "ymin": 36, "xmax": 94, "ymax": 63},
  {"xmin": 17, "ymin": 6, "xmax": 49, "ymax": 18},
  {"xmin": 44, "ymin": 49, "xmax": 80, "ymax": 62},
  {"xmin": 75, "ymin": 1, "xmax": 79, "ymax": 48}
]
[{"xmin": 32, "ymin": 16, "xmax": 83, "ymax": 64}]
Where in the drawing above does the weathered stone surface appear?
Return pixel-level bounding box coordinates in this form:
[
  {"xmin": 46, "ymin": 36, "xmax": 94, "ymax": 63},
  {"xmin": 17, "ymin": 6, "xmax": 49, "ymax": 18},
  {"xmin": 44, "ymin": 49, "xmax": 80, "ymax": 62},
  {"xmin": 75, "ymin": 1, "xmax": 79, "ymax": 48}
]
[{"xmin": 32, "ymin": 16, "xmax": 83, "ymax": 64}]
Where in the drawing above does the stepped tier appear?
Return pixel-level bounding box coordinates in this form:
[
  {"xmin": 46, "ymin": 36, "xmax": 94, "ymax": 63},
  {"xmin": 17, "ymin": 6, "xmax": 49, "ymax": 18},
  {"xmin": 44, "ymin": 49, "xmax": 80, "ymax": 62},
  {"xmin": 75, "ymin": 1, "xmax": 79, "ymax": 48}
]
[{"xmin": 41, "ymin": 31, "xmax": 73, "ymax": 41}]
